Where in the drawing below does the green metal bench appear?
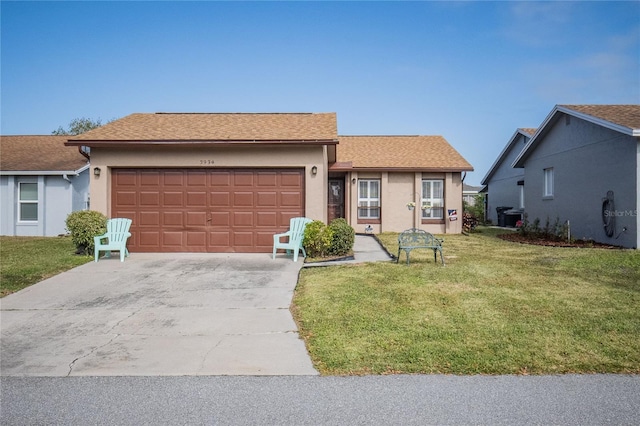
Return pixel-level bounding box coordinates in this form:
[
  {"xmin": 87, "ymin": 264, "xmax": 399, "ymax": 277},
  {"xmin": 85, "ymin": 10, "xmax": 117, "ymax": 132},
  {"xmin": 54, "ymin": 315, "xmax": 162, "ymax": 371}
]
[{"xmin": 397, "ymin": 228, "xmax": 445, "ymax": 265}]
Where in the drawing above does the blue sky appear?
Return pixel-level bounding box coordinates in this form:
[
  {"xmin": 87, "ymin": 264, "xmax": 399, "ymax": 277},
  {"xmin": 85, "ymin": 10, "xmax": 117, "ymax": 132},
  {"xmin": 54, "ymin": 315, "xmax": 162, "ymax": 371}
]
[{"xmin": 2, "ymin": 1, "xmax": 638, "ymax": 185}]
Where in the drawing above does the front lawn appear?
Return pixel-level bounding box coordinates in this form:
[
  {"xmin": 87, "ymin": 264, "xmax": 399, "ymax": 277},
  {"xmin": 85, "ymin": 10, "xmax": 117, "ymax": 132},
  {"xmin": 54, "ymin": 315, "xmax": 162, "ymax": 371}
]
[
  {"xmin": 292, "ymin": 227, "xmax": 640, "ymax": 375},
  {"xmin": 0, "ymin": 236, "xmax": 92, "ymax": 297}
]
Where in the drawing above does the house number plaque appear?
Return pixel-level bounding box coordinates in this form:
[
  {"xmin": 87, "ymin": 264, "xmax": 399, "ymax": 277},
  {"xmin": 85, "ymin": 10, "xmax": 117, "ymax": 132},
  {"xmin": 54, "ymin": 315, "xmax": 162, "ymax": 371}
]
[{"xmin": 199, "ymin": 160, "xmax": 215, "ymax": 165}]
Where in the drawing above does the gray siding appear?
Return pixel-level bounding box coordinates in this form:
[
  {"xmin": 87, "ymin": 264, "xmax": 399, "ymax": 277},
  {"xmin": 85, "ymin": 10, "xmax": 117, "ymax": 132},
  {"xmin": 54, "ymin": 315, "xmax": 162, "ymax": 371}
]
[
  {"xmin": 0, "ymin": 171, "xmax": 90, "ymax": 237},
  {"xmin": 523, "ymin": 114, "xmax": 638, "ymax": 248},
  {"xmin": 485, "ymin": 134, "xmax": 527, "ymax": 223}
]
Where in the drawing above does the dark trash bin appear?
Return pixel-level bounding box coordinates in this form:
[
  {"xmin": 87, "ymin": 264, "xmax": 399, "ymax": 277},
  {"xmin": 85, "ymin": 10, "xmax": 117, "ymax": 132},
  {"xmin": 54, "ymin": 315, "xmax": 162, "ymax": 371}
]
[{"xmin": 496, "ymin": 206, "xmax": 513, "ymax": 227}]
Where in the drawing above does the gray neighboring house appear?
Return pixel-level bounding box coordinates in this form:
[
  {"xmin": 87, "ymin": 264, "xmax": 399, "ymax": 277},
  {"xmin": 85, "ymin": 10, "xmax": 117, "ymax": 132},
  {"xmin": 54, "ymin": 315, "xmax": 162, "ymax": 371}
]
[
  {"xmin": 462, "ymin": 184, "xmax": 483, "ymax": 206},
  {"xmin": 0, "ymin": 135, "xmax": 90, "ymax": 236},
  {"xmin": 513, "ymin": 104, "xmax": 640, "ymax": 249},
  {"xmin": 481, "ymin": 128, "xmax": 536, "ymax": 225}
]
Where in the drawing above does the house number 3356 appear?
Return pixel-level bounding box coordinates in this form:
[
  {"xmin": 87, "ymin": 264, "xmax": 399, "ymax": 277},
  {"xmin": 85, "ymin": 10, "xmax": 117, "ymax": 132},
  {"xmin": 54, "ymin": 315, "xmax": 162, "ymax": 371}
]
[{"xmin": 200, "ymin": 160, "xmax": 215, "ymax": 165}]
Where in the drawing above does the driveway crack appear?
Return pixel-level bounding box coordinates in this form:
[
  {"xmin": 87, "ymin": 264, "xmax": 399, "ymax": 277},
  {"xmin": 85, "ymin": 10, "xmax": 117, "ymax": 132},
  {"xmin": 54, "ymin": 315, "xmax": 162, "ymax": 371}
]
[{"xmin": 66, "ymin": 310, "xmax": 138, "ymax": 376}]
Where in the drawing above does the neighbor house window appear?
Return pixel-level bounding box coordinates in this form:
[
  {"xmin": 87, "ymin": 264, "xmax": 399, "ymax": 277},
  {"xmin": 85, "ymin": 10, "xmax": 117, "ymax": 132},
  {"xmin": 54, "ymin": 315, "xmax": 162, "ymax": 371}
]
[
  {"xmin": 422, "ymin": 179, "xmax": 444, "ymax": 219},
  {"xmin": 543, "ymin": 168, "xmax": 554, "ymax": 197},
  {"xmin": 19, "ymin": 182, "xmax": 38, "ymax": 221},
  {"xmin": 358, "ymin": 179, "xmax": 380, "ymax": 219}
]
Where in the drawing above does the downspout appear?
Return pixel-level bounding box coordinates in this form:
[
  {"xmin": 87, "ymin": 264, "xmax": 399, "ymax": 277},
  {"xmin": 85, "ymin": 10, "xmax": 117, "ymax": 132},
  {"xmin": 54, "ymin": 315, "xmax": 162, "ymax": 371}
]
[{"xmin": 78, "ymin": 146, "xmax": 90, "ymax": 161}]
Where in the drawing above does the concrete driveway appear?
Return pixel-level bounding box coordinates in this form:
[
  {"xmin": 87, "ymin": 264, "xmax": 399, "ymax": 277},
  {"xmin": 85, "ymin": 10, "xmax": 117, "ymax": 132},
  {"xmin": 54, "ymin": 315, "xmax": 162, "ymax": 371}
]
[{"xmin": 1, "ymin": 253, "xmax": 318, "ymax": 376}]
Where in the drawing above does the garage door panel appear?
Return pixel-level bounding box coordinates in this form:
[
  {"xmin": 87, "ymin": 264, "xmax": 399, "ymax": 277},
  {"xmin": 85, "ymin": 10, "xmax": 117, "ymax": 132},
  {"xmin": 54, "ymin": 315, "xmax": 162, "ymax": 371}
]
[
  {"xmin": 140, "ymin": 172, "xmax": 161, "ymax": 186},
  {"xmin": 162, "ymin": 232, "xmax": 184, "ymax": 246},
  {"xmin": 139, "ymin": 231, "xmax": 160, "ymax": 247},
  {"xmin": 257, "ymin": 192, "xmax": 277, "ymax": 207},
  {"xmin": 257, "ymin": 212, "xmax": 277, "ymax": 227},
  {"xmin": 139, "ymin": 211, "xmax": 160, "ymax": 226},
  {"xmin": 281, "ymin": 192, "xmax": 303, "ymax": 206},
  {"xmin": 187, "ymin": 212, "xmax": 207, "ymax": 226},
  {"xmin": 116, "ymin": 192, "xmax": 137, "ymax": 206},
  {"xmin": 234, "ymin": 173, "xmax": 254, "ymax": 186},
  {"xmin": 233, "ymin": 212, "xmax": 254, "ymax": 227},
  {"xmin": 162, "ymin": 212, "xmax": 184, "ymax": 226},
  {"xmin": 233, "ymin": 192, "xmax": 253, "ymax": 207},
  {"xmin": 164, "ymin": 172, "xmax": 184, "ymax": 186},
  {"xmin": 116, "ymin": 171, "xmax": 137, "ymax": 186},
  {"xmin": 281, "ymin": 172, "xmax": 302, "ymax": 187},
  {"xmin": 233, "ymin": 232, "xmax": 254, "ymax": 247},
  {"xmin": 210, "ymin": 192, "xmax": 230, "ymax": 206},
  {"xmin": 210, "ymin": 212, "xmax": 230, "ymax": 226},
  {"xmin": 112, "ymin": 168, "xmax": 303, "ymax": 252},
  {"xmin": 163, "ymin": 192, "xmax": 184, "ymax": 206},
  {"xmin": 209, "ymin": 231, "xmax": 230, "ymax": 247}
]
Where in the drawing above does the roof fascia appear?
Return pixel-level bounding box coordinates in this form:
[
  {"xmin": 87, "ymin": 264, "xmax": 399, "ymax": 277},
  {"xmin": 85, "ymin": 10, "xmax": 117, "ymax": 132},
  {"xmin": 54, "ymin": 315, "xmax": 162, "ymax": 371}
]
[
  {"xmin": 480, "ymin": 129, "xmax": 531, "ymax": 185},
  {"xmin": 0, "ymin": 168, "xmax": 86, "ymax": 176},
  {"xmin": 331, "ymin": 166, "xmax": 474, "ymax": 173},
  {"xmin": 65, "ymin": 139, "xmax": 339, "ymax": 147}
]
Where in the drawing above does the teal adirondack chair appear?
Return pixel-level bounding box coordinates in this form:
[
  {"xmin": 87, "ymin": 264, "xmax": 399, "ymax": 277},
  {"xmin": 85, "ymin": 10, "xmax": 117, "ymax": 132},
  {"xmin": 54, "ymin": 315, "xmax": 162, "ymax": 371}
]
[
  {"xmin": 94, "ymin": 218, "xmax": 132, "ymax": 262},
  {"xmin": 272, "ymin": 217, "xmax": 312, "ymax": 262}
]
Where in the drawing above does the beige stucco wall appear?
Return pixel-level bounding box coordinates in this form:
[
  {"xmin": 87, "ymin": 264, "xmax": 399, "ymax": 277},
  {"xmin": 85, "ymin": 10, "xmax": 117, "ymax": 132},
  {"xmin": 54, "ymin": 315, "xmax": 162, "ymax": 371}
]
[
  {"xmin": 89, "ymin": 145, "xmax": 328, "ymax": 223},
  {"xmin": 346, "ymin": 171, "xmax": 464, "ymax": 235}
]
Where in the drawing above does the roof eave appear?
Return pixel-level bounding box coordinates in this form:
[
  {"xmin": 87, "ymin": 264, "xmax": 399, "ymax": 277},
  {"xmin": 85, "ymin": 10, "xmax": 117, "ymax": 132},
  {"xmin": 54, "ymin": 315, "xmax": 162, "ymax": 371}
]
[
  {"xmin": 65, "ymin": 139, "xmax": 339, "ymax": 147},
  {"xmin": 330, "ymin": 166, "xmax": 474, "ymax": 173},
  {"xmin": 0, "ymin": 166, "xmax": 88, "ymax": 176}
]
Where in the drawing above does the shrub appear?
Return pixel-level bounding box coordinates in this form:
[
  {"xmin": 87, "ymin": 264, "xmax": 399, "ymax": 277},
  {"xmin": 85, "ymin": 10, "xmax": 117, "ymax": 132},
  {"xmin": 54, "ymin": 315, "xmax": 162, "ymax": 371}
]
[
  {"xmin": 303, "ymin": 220, "xmax": 334, "ymax": 257},
  {"xmin": 65, "ymin": 210, "xmax": 107, "ymax": 255},
  {"xmin": 328, "ymin": 218, "xmax": 355, "ymax": 256}
]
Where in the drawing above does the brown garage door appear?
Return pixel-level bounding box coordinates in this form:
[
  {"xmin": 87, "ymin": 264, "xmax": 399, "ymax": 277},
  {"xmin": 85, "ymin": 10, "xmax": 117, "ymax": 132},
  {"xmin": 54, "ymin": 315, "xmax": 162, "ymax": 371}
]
[{"xmin": 112, "ymin": 169, "xmax": 305, "ymax": 253}]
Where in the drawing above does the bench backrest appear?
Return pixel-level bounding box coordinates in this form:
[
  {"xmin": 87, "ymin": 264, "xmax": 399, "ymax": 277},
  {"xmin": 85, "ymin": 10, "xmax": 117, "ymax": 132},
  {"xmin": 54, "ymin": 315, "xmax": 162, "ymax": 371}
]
[
  {"xmin": 398, "ymin": 228, "xmax": 440, "ymax": 246},
  {"xmin": 106, "ymin": 218, "xmax": 132, "ymax": 243}
]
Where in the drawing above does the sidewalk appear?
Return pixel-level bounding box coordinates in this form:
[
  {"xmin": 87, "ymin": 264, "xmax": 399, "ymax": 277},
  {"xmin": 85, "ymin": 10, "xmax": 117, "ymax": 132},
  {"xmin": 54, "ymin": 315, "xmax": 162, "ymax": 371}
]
[{"xmin": 303, "ymin": 234, "xmax": 393, "ymax": 267}]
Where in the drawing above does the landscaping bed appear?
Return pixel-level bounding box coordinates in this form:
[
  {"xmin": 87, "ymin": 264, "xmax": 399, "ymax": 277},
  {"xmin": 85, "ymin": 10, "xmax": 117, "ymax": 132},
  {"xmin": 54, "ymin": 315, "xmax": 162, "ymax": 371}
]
[{"xmin": 497, "ymin": 232, "xmax": 622, "ymax": 249}]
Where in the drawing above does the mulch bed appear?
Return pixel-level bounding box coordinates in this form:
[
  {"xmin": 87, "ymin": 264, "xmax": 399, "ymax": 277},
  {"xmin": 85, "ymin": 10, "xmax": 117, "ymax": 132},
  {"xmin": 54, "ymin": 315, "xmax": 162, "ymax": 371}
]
[{"xmin": 498, "ymin": 232, "xmax": 622, "ymax": 249}]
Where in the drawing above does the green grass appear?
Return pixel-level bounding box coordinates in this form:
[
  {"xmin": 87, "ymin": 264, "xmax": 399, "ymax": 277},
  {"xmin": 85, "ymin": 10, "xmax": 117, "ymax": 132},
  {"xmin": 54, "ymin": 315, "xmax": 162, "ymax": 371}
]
[
  {"xmin": 292, "ymin": 227, "xmax": 640, "ymax": 375},
  {"xmin": 0, "ymin": 236, "xmax": 92, "ymax": 297}
]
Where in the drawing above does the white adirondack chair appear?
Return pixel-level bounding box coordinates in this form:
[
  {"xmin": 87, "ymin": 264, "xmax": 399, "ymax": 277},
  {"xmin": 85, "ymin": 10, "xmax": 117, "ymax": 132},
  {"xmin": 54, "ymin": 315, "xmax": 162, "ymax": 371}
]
[
  {"xmin": 94, "ymin": 218, "xmax": 132, "ymax": 262},
  {"xmin": 272, "ymin": 217, "xmax": 312, "ymax": 262}
]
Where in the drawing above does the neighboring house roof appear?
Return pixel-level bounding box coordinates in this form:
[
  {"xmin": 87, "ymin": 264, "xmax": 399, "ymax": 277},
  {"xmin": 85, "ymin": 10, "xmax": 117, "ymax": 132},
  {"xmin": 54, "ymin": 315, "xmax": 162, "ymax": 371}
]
[
  {"xmin": 332, "ymin": 135, "xmax": 473, "ymax": 172},
  {"xmin": 480, "ymin": 128, "xmax": 536, "ymax": 185},
  {"xmin": 66, "ymin": 112, "xmax": 338, "ymax": 146},
  {"xmin": 0, "ymin": 135, "xmax": 89, "ymax": 175},
  {"xmin": 513, "ymin": 104, "xmax": 640, "ymax": 168},
  {"xmin": 463, "ymin": 184, "xmax": 483, "ymax": 193}
]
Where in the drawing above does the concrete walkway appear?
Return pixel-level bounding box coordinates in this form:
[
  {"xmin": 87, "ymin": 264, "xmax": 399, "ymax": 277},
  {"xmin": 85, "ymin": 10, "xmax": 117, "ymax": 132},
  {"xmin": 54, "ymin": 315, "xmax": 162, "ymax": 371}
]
[
  {"xmin": 1, "ymin": 253, "xmax": 317, "ymax": 376},
  {"xmin": 304, "ymin": 234, "xmax": 393, "ymax": 267}
]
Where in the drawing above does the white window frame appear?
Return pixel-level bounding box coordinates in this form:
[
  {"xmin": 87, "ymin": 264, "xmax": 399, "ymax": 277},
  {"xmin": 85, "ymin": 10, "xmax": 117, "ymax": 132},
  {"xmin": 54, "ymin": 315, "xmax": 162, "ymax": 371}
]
[
  {"xmin": 18, "ymin": 182, "xmax": 38, "ymax": 222},
  {"xmin": 422, "ymin": 179, "xmax": 444, "ymax": 219},
  {"xmin": 358, "ymin": 179, "xmax": 380, "ymax": 219},
  {"xmin": 543, "ymin": 168, "xmax": 554, "ymax": 198},
  {"xmin": 519, "ymin": 185, "xmax": 525, "ymax": 209}
]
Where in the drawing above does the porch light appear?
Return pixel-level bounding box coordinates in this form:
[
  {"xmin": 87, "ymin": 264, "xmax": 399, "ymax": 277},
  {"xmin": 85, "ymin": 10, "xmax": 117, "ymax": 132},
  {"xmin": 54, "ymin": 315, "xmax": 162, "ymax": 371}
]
[
  {"xmin": 93, "ymin": 167, "xmax": 101, "ymax": 177},
  {"xmin": 311, "ymin": 166, "xmax": 318, "ymax": 175}
]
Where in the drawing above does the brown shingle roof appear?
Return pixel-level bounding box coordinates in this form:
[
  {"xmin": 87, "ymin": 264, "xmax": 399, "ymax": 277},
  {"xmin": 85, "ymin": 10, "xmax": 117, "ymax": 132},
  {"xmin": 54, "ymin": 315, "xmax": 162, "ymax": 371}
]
[
  {"xmin": 67, "ymin": 113, "xmax": 338, "ymax": 144},
  {"xmin": 560, "ymin": 105, "xmax": 640, "ymax": 130},
  {"xmin": 1, "ymin": 135, "xmax": 88, "ymax": 172},
  {"xmin": 335, "ymin": 135, "xmax": 473, "ymax": 171}
]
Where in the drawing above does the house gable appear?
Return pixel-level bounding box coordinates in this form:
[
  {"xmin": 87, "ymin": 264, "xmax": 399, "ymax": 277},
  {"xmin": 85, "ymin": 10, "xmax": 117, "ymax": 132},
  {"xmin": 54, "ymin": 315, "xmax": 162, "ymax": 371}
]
[{"xmin": 513, "ymin": 105, "xmax": 640, "ymax": 168}]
